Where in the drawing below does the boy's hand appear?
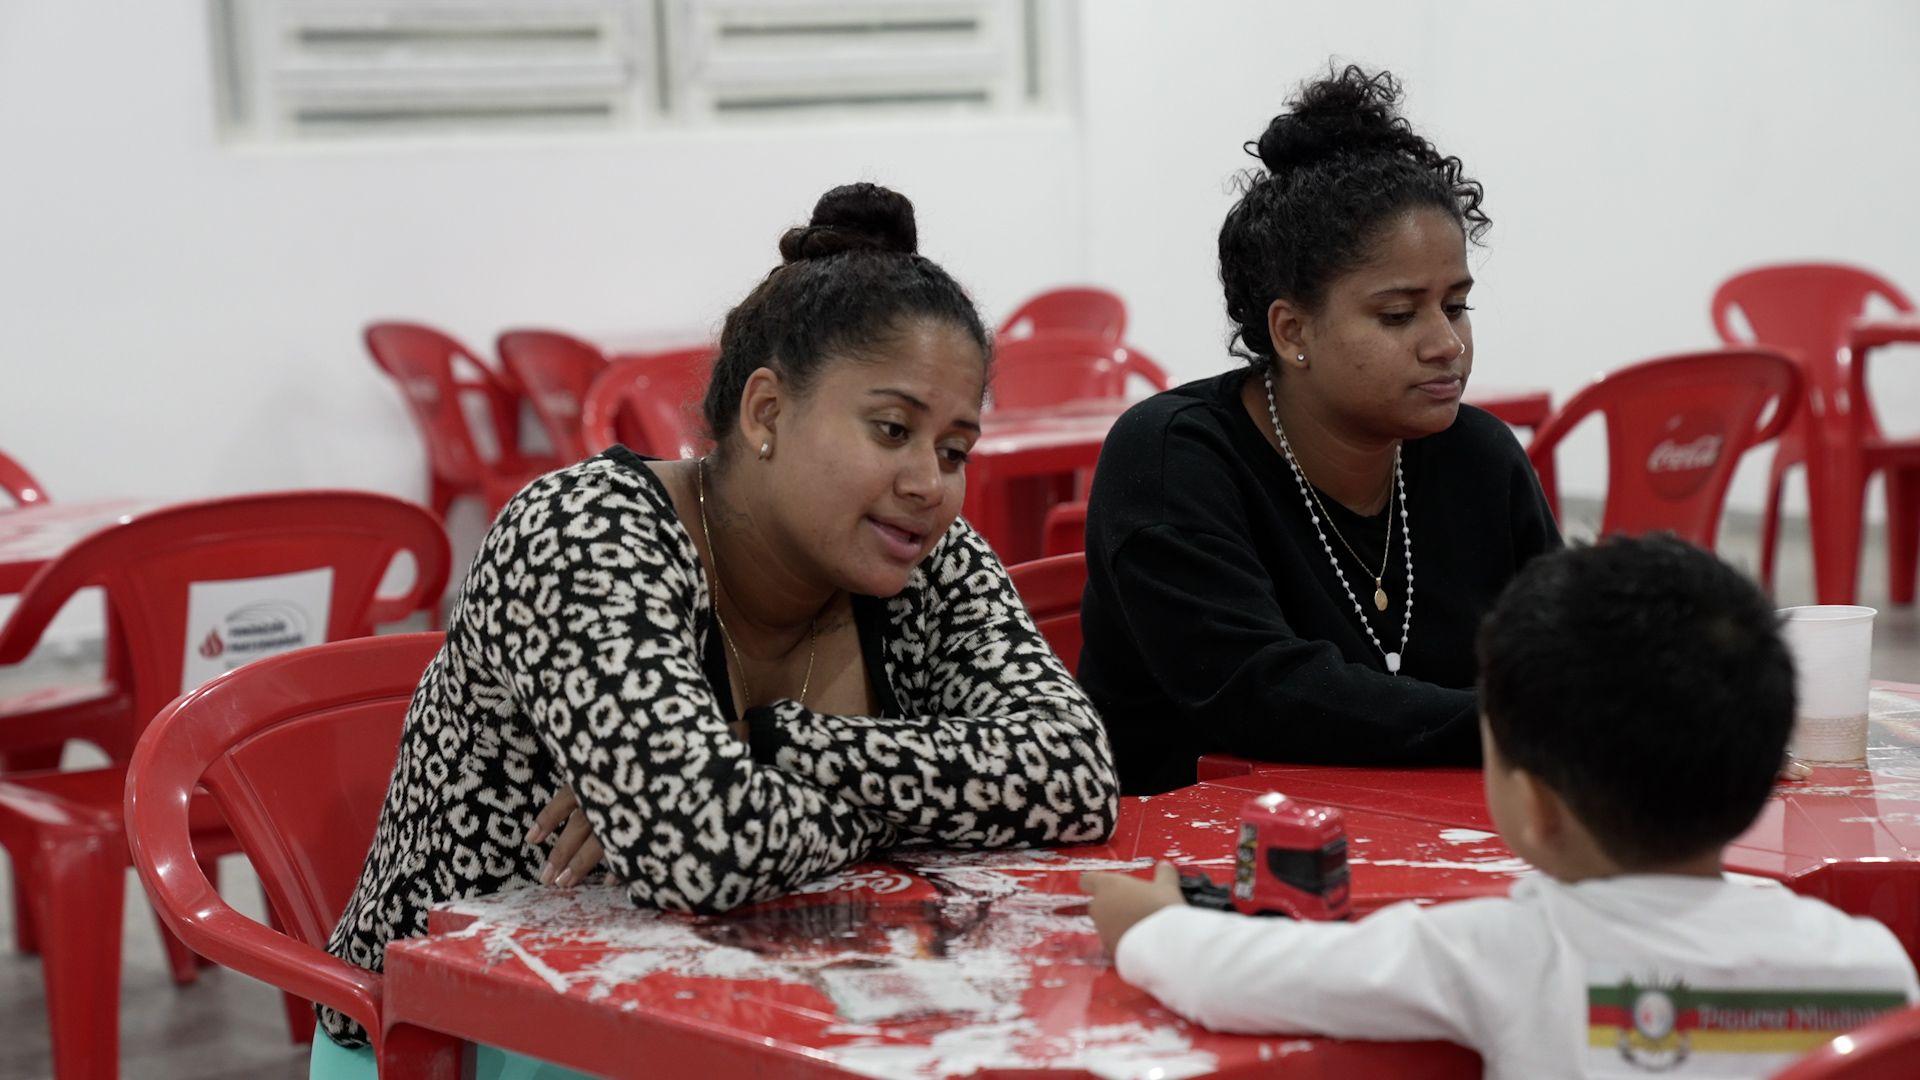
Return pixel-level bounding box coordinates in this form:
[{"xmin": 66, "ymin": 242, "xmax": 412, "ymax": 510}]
[{"xmin": 1080, "ymin": 861, "xmax": 1185, "ymax": 954}]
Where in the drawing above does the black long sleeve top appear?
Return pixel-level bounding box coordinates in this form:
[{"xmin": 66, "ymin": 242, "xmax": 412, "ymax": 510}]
[{"xmin": 1079, "ymin": 369, "xmax": 1561, "ymax": 794}]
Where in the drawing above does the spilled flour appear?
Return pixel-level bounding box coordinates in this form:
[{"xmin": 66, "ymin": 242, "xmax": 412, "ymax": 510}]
[{"xmin": 441, "ymin": 849, "xmax": 1224, "ymax": 1077}]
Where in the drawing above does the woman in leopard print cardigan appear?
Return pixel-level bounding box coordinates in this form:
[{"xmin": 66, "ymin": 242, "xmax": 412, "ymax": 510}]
[{"xmin": 319, "ymin": 184, "xmax": 1120, "ymax": 1050}]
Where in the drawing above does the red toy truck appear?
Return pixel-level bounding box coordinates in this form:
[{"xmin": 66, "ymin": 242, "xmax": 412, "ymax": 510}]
[{"xmin": 1183, "ymin": 791, "xmax": 1351, "ymax": 921}]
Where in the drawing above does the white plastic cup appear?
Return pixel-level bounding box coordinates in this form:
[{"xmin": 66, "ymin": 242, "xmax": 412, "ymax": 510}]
[{"xmin": 1778, "ymin": 605, "xmax": 1877, "ymax": 765}]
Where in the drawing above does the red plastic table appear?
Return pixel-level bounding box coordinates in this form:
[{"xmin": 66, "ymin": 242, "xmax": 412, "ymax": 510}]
[
  {"xmin": 377, "ymin": 780, "xmax": 1505, "ymax": 1078},
  {"xmin": 0, "ymin": 499, "xmax": 155, "ymax": 594},
  {"xmin": 1199, "ymin": 681, "xmax": 1920, "ymax": 964},
  {"xmin": 966, "ymin": 399, "xmax": 1130, "ymax": 564}
]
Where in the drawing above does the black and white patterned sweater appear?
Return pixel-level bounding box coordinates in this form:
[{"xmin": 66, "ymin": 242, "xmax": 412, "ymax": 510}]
[{"xmin": 321, "ymin": 448, "xmax": 1120, "ymax": 1045}]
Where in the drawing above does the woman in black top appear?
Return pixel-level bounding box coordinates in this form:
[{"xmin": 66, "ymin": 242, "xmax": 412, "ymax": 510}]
[
  {"xmin": 321, "ymin": 183, "xmax": 1119, "ymax": 1050},
  {"xmin": 1081, "ymin": 67, "xmax": 1560, "ymax": 795}
]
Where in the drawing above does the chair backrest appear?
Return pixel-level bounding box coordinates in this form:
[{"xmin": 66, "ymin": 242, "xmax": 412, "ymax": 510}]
[
  {"xmin": 0, "ymin": 491, "xmax": 449, "ymax": 744},
  {"xmin": 1525, "ymin": 349, "xmax": 1801, "ymax": 547},
  {"xmin": 1008, "ymin": 552, "xmax": 1087, "ymax": 676},
  {"xmin": 990, "ymin": 332, "xmax": 1133, "ymax": 411},
  {"xmin": 497, "ymin": 329, "xmax": 610, "ymax": 464},
  {"xmin": 365, "ymin": 321, "xmax": 519, "ymax": 485},
  {"xmin": 999, "ymin": 287, "xmax": 1128, "ymax": 343},
  {"xmin": 1712, "ymin": 264, "xmax": 1915, "ymax": 432},
  {"xmin": 1041, "ymin": 500, "xmax": 1088, "ymax": 557},
  {"xmin": 1772, "ymin": 1002, "xmax": 1920, "ymax": 1080},
  {"xmin": 581, "ymin": 347, "xmax": 716, "ymax": 458},
  {"xmin": 126, "ymin": 633, "xmax": 443, "ymax": 1048},
  {"xmin": 1116, "ymin": 342, "xmax": 1172, "ymax": 393},
  {"xmin": 0, "ymin": 447, "xmax": 48, "ymax": 507}
]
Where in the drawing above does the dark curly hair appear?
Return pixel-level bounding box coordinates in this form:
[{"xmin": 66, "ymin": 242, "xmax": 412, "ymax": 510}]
[
  {"xmin": 1220, "ymin": 65, "xmax": 1490, "ymax": 367},
  {"xmin": 1477, "ymin": 535, "xmax": 1795, "ymax": 868},
  {"xmin": 702, "ymin": 182, "xmax": 991, "ymax": 451}
]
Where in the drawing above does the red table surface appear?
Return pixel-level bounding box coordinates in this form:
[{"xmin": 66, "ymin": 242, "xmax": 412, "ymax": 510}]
[
  {"xmin": 1199, "ymin": 681, "xmax": 1920, "ymax": 964},
  {"xmin": 963, "ymin": 400, "xmax": 1130, "ymax": 565},
  {"xmin": 0, "ymin": 499, "xmax": 155, "ymax": 594},
  {"xmin": 380, "ymin": 779, "xmax": 1502, "ymax": 1078}
]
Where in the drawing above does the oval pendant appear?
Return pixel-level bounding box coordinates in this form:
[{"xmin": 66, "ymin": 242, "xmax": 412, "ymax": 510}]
[
  {"xmin": 1386, "ymin": 652, "xmax": 1402, "ymax": 674},
  {"xmin": 1374, "ymin": 586, "xmax": 1389, "ymax": 612}
]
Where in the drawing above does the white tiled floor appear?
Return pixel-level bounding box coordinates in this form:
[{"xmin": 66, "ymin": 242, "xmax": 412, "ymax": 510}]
[{"xmin": 0, "ymin": 503, "xmax": 1915, "ymax": 1080}]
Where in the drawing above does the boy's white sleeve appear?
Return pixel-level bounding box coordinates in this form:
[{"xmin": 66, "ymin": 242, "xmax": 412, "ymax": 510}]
[{"xmin": 1114, "ymin": 900, "xmax": 1508, "ymax": 1044}]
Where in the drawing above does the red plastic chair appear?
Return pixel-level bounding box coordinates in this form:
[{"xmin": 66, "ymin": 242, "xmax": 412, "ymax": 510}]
[
  {"xmin": 989, "ymin": 332, "xmax": 1137, "ymax": 412},
  {"xmin": 998, "ymin": 287, "xmax": 1128, "ymax": 343},
  {"xmin": 1116, "ymin": 342, "xmax": 1172, "ymax": 393},
  {"xmin": 1773, "ymin": 1003, "xmax": 1920, "ymax": 1079},
  {"xmin": 0, "ymin": 492, "xmax": 448, "ymax": 1079},
  {"xmin": 0, "ymin": 447, "xmax": 48, "ymax": 507},
  {"xmin": 1525, "ymin": 349, "xmax": 1800, "ymax": 549},
  {"xmin": 125, "ymin": 632, "xmax": 441, "ymax": 1068},
  {"xmin": 580, "ymin": 347, "xmax": 716, "ymax": 458},
  {"xmin": 365, "ymin": 322, "xmax": 563, "ymax": 520},
  {"xmin": 1713, "ymin": 264, "xmax": 1920, "ymax": 603},
  {"xmin": 496, "ymin": 329, "xmax": 610, "ymax": 464},
  {"xmin": 1040, "ymin": 500, "xmax": 1088, "ymax": 557},
  {"xmin": 1007, "ymin": 552, "xmax": 1087, "ymax": 677}
]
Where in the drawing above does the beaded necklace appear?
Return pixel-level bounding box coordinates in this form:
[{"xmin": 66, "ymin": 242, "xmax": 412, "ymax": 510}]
[{"xmin": 1262, "ymin": 371, "xmax": 1414, "ymax": 674}]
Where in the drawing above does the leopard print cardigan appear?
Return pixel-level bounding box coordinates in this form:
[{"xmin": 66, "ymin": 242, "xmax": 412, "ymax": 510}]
[{"xmin": 320, "ymin": 449, "xmax": 1119, "ymax": 1046}]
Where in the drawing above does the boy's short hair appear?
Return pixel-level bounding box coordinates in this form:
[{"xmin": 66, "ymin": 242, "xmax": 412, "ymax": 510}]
[{"xmin": 1476, "ymin": 535, "xmax": 1795, "ymax": 868}]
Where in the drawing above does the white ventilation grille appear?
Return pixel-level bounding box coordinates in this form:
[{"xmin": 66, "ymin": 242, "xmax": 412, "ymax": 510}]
[
  {"xmin": 216, "ymin": 0, "xmax": 652, "ymax": 138},
  {"xmin": 212, "ymin": 0, "xmax": 1053, "ymax": 140},
  {"xmin": 663, "ymin": 0, "xmax": 1030, "ymax": 119}
]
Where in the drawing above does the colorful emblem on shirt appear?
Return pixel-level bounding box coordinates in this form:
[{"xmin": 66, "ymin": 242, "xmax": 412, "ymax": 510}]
[{"xmin": 1587, "ymin": 977, "xmax": 1905, "ymax": 1072}]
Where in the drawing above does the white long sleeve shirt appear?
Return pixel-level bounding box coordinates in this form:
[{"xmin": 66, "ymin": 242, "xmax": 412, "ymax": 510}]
[{"xmin": 1116, "ymin": 874, "xmax": 1918, "ymax": 1079}]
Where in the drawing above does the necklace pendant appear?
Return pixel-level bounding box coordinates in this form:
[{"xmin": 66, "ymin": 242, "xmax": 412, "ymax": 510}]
[
  {"xmin": 1373, "ymin": 584, "xmax": 1389, "ymax": 612},
  {"xmin": 1385, "ymin": 652, "xmax": 1401, "ymax": 674}
]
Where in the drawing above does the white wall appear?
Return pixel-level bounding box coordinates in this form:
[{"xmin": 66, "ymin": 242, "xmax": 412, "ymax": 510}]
[
  {"xmin": 0, "ymin": 3, "xmax": 1087, "ymax": 514},
  {"xmin": 5, "ymin": 1, "xmax": 1919, "ymax": 569},
  {"xmin": 1076, "ymin": 0, "xmax": 1920, "ymax": 515}
]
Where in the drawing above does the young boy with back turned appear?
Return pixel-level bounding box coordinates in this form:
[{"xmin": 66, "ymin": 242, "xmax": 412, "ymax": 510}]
[{"xmin": 1082, "ymin": 535, "xmax": 1918, "ymax": 1078}]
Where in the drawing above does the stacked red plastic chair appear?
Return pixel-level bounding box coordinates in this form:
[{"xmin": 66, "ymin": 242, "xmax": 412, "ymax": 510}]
[
  {"xmin": 496, "ymin": 328, "xmax": 611, "ymax": 464},
  {"xmin": 1712, "ymin": 264, "xmax": 1920, "ymax": 603},
  {"xmin": 365, "ymin": 321, "xmax": 562, "ymax": 520}
]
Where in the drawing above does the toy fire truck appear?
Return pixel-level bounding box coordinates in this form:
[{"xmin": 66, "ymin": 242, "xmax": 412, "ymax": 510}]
[{"xmin": 1181, "ymin": 791, "xmax": 1351, "ymax": 920}]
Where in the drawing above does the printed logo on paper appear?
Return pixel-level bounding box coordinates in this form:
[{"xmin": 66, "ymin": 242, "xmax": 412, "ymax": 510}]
[{"xmin": 180, "ymin": 567, "xmax": 334, "ymax": 692}]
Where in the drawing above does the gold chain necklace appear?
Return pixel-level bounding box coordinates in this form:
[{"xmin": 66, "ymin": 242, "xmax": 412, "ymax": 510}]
[
  {"xmin": 696, "ymin": 459, "xmax": 816, "ymax": 707},
  {"xmin": 1297, "ymin": 463, "xmax": 1394, "ymax": 612}
]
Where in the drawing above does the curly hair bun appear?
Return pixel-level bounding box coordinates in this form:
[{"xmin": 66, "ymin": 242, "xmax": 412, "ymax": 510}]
[
  {"xmin": 1253, "ymin": 65, "xmax": 1427, "ymax": 175},
  {"xmin": 778, "ymin": 182, "xmax": 919, "ymax": 263}
]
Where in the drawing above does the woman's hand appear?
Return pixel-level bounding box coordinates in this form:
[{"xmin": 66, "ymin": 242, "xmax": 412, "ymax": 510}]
[
  {"xmin": 1079, "ymin": 861, "xmax": 1184, "ymax": 955},
  {"xmin": 528, "ymin": 786, "xmax": 604, "ymax": 887}
]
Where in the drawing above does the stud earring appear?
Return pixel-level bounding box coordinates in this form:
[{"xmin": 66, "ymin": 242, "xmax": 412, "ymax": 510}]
[{"xmin": 758, "ymin": 442, "xmax": 772, "ymax": 460}]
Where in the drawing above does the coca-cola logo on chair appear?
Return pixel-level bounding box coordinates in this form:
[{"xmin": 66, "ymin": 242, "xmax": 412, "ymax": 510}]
[{"xmin": 1644, "ymin": 411, "xmax": 1726, "ymax": 500}]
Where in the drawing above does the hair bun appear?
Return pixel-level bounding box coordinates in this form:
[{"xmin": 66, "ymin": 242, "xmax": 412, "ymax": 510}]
[
  {"xmin": 778, "ymin": 182, "xmax": 918, "ymax": 263},
  {"xmin": 1252, "ymin": 65, "xmax": 1424, "ymax": 175}
]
